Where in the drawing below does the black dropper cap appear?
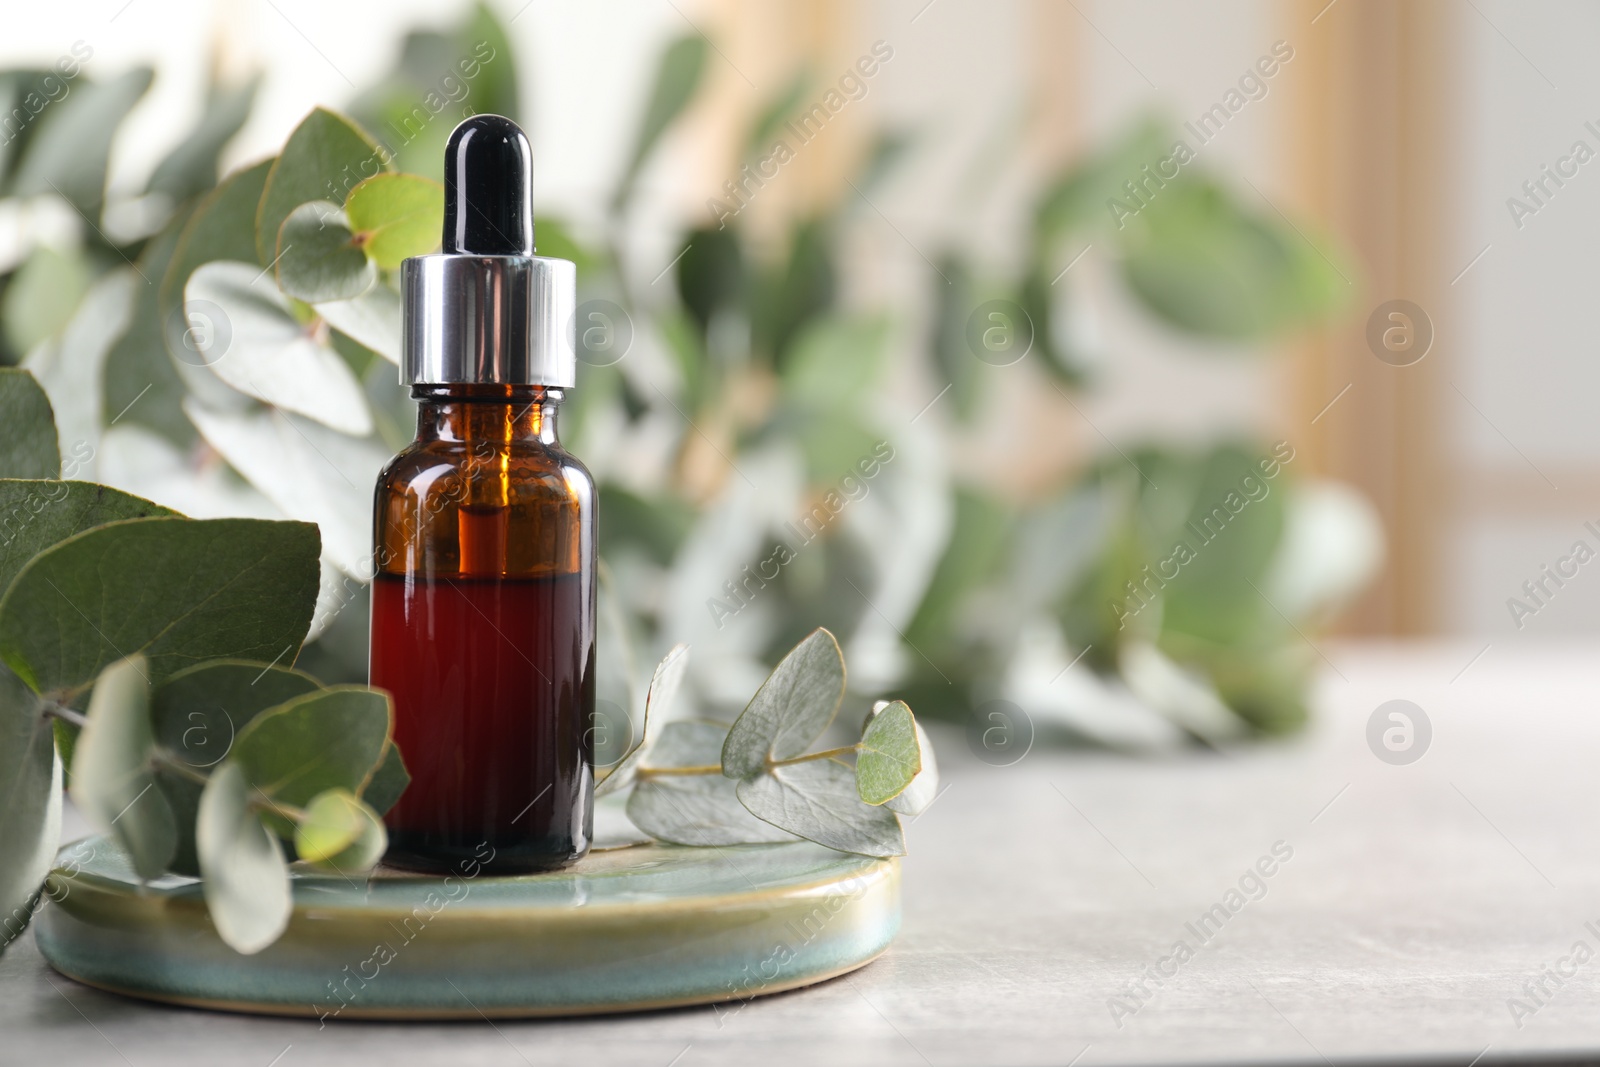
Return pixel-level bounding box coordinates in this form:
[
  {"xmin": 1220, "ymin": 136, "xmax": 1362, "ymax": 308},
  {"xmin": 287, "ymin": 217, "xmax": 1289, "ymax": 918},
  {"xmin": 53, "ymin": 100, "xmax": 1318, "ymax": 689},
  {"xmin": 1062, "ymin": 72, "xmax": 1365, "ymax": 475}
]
[{"xmin": 442, "ymin": 114, "xmax": 534, "ymax": 256}]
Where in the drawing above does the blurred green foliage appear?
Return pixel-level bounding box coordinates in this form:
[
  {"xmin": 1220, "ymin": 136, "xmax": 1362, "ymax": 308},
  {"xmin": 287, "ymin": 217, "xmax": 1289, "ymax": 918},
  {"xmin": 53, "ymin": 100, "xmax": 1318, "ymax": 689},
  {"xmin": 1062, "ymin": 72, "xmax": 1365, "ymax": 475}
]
[{"xmin": 0, "ymin": 4, "xmax": 1377, "ymax": 748}]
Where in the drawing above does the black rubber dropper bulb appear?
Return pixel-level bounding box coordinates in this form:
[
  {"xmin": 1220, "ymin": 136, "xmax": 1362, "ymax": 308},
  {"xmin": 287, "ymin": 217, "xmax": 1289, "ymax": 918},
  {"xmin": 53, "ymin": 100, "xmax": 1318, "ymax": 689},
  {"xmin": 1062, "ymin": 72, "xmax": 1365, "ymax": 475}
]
[{"xmin": 442, "ymin": 114, "xmax": 534, "ymax": 256}]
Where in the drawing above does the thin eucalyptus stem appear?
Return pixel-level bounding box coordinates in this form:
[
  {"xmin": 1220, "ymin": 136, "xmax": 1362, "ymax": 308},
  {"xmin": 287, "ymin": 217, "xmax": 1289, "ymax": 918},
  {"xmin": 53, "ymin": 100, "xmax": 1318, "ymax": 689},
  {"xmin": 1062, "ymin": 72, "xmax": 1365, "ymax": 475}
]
[
  {"xmin": 149, "ymin": 750, "xmax": 307, "ymax": 823},
  {"xmin": 769, "ymin": 745, "xmax": 857, "ymax": 768},
  {"xmin": 252, "ymin": 793, "xmax": 308, "ymax": 824},
  {"xmin": 41, "ymin": 704, "xmax": 88, "ymax": 729},
  {"xmin": 637, "ymin": 742, "xmax": 863, "ymax": 780},
  {"xmin": 636, "ymin": 763, "xmax": 722, "ymax": 778},
  {"xmin": 151, "ymin": 751, "xmax": 210, "ymax": 786}
]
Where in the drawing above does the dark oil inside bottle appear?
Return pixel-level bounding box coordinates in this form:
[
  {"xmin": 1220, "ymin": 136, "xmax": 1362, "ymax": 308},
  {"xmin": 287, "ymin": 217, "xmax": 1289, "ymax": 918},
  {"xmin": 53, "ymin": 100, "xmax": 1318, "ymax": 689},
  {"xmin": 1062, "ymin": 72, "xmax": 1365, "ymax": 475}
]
[
  {"xmin": 370, "ymin": 385, "xmax": 594, "ymax": 874},
  {"xmin": 372, "ymin": 571, "xmax": 592, "ymax": 871}
]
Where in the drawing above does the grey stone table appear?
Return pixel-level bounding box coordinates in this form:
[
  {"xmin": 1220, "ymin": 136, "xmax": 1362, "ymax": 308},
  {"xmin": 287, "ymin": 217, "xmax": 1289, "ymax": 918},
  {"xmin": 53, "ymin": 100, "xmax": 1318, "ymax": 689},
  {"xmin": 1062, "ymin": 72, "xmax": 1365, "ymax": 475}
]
[{"xmin": 4, "ymin": 641, "xmax": 1598, "ymax": 1066}]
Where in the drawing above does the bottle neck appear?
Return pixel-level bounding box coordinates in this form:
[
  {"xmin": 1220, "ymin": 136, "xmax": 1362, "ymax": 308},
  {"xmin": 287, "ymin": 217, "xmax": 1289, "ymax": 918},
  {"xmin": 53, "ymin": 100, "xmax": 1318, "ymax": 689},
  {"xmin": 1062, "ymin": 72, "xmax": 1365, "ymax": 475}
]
[{"xmin": 412, "ymin": 384, "xmax": 563, "ymax": 446}]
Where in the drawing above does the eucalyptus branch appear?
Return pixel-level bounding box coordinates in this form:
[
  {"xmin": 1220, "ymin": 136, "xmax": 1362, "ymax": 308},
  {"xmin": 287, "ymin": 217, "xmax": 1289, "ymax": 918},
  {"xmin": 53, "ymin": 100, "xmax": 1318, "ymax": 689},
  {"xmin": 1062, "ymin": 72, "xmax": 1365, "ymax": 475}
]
[
  {"xmin": 251, "ymin": 793, "xmax": 308, "ymax": 824},
  {"xmin": 636, "ymin": 763, "xmax": 722, "ymax": 778},
  {"xmin": 151, "ymin": 751, "xmax": 210, "ymax": 786},
  {"xmin": 636, "ymin": 743, "xmax": 864, "ymax": 780},
  {"xmin": 41, "ymin": 703, "xmax": 88, "ymax": 729},
  {"xmin": 770, "ymin": 745, "xmax": 857, "ymax": 768}
]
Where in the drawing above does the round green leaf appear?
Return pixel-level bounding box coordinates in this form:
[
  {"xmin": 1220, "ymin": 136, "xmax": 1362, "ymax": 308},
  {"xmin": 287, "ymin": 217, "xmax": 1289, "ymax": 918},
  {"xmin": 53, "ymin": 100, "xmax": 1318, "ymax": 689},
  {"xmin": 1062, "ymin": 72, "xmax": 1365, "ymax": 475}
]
[
  {"xmin": 345, "ymin": 173, "xmax": 443, "ymax": 270},
  {"xmin": 316, "ymin": 283, "xmax": 401, "ymax": 365},
  {"xmin": 735, "ymin": 759, "xmax": 904, "ymax": 857},
  {"xmin": 361, "ymin": 741, "xmax": 410, "ymax": 817},
  {"xmin": 626, "ymin": 721, "xmax": 796, "ymax": 846},
  {"xmin": 183, "ymin": 402, "xmax": 386, "ymax": 579},
  {"xmin": 69, "ymin": 655, "xmax": 176, "ymax": 881},
  {"xmin": 294, "ymin": 788, "xmax": 364, "ymax": 862},
  {"xmin": 296, "ymin": 788, "xmax": 386, "ymax": 872},
  {"xmin": 885, "ymin": 718, "xmax": 939, "ymax": 817},
  {"xmin": 0, "ymin": 663, "xmax": 61, "ymax": 952},
  {"xmin": 230, "ymin": 686, "xmax": 391, "ymax": 836},
  {"xmin": 256, "ymin": 107, "xmax": 387, "ymax": 265},
  {"xmin": 275, "ymin": 202, "xmax": 375, "ymax": 304},
  {"xmin": 595, "ymin": 643, "xmax": 687, "ymax": 798},
  {"xmin": 150, "ymin": 659, "xmax": 321, "ymax": 877},
  {"xmin": 11, "ymin": 68, "xmax": 154, "ymax": 218},
  {"xmin": 855, "ymin": 700, "xmax": 921, "ymax": 806},
  {"xmin": 0, "ymin": 369, "xmax": 60, "ymax": 479},
  {"xmin": 197, "ymin": 760, "xmax": 290, "ymax": 955},
  {"xmin": 0, "ymin": 516, "xmax": 321, "ymax": 695},
  {"xmin": 722, "ymin": 628, "xmax": 845, "ymax": 779},
  {"xmin": 0, "ymin": 480, "xmax": 176, "ymax": 595},
  {"xmin": 1118, "ymin": 179, "xmax": 1347, "ymax": 341},
  {"xmin": 2, "ymin": 245, "xmax": 91, "ymax": 354},
  {"xmin": 185, "ymin": 261, "xmax": 374, "ymax": 436},
  {"xmin": 146, "ymin": 77, "xmax": 259, "ymax": 202},
  {"xmin": 160, "ymin": 158, "xmax": 274, "ymax": 342}
]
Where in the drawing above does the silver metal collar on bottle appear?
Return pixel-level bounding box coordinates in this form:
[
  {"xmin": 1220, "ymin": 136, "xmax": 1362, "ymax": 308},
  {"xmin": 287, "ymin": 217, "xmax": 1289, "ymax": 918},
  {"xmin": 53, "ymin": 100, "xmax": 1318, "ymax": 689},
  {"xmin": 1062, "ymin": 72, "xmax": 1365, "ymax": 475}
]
[{"xmin": 400, "ymin": 254, "xmax": 576, "ymax": 387}]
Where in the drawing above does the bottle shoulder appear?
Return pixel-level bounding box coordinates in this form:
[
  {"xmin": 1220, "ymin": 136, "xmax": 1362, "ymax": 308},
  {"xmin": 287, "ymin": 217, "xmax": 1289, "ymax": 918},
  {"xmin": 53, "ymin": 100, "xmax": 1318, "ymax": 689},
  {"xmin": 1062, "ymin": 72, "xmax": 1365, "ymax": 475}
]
[{"xmin": 377, "ymin": 438, "xmax": 594, "ymax": 504}]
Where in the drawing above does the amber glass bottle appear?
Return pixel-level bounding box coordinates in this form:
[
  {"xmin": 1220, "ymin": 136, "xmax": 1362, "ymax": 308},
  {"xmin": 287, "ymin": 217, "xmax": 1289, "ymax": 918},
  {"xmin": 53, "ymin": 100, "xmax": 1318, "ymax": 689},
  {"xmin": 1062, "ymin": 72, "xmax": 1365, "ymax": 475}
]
[{"xmin": 370, "ymin": 116, "xmax": 593, "ymax": 873}]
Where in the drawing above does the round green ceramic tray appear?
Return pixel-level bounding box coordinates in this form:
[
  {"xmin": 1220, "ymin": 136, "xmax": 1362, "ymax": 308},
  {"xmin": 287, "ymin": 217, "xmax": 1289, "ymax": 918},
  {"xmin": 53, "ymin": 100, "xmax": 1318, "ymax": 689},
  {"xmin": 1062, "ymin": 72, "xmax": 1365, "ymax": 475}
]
[{"xmin": 34, "ymin": 836, "xmax": 899, "ymax": 1019}]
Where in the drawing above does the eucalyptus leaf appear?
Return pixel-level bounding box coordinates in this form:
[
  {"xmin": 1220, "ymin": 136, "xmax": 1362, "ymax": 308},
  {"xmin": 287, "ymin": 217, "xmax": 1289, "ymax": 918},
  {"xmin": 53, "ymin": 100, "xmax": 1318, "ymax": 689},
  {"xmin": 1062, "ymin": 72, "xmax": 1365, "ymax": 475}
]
[
  {"xmin": 153, "ymin": 660, "xmax": 326, "ymax": 749},
  {"xmin": 160, "ymin": 158, "xmax": 274, "ymax": 337},
  {"xmin": 256, "ymin": 107, "xmax": 388, "ymax": 265},
  {"xmin": 275, "ymin": 202, "xmax": 375, "ymax": 304},
  {"xmin": 855, "ymin": 699, "xmax": 920, "ymax": 805},
  {"xmin": 614, "ymin": 36, "xmax": 707, "ymax": 209},
  {"xmin": 146, "ymin": 77, "xmax": 259, "ymax": 203},
  {"xmin": 1119, "ymin": 180, "xmax": 1346, "ymax": 341},
  {"xmin": 184, "ymin": 400, "xmax": 388, "ymax": 577},
  {"xmin": 0, "ymin": 480, "xmax": 175, "ymax": 594},
  {"xmin": 362, "ymin": 740, "xmax": 410, "ymax": 816},
  {"xmin": 294, "ymin": 788, "xmax": 385, "ymax": 873},
  {"xmin": 675, "ymin": 225, "xmax": 744, "ymax": 341},
  {"xmin": 24, "ymin": 271, "xmax": 136, "ymax": 472},
  {"xmin": 2, "ymin": 245, "xmax": 90, "ymax": 354},
  {"xmin": 736, "ymin": 759, "xmax": 905, "ymax": 857},
  {"xmin": 11, "ymin": 68, "xmax": 154, "ymax": 217},
  {"xmin": 595, "ymin": 643, "xmax": 688, "ymax": 797},
  {"xmin": 294, "ymin": 787, "xmax": 363, "ymax": 861},
  {"xmin": 150, "ymin": 659, "xmax": 321, "ymax": 876},
  {"xmin": 196, "ymin": 760, "xmax": 291, "ymax": 954},
  {"xmin": 0, "ymin": 663, "xmax": 60, "ymax": 952},
  {"xmin": 627, "ymin": 721, "xmax": 797, "ymax": 846},
  {"xmin": 304, "ymin": 793, "xmax": 385, "ymax": 873},
  {"xmin": 1034, "ymin": 117, "xmax": 1173, "ymax": 243},
  {"xmin": 316, "ymin": 283, "xmax": 401, "ymax": 365},
  {"xmin": 230, "ymin": 686, "xmax": 391, "ymax": 835},
  {"xmin": 864, "ymin": 700, "xmax": 940, "ymax": 817},
  {"xmin": 185, "ymin": 260, "xmax": 374, "ymax": 436},
  {"xmin": 782, "ymin": 314, "xmax": 891, "ymax": 404},
  {"xmin": 104, "ymin": 222, "xmax": 194, "ymax": 447},
  {"xmin": 70, "ymin": 656, "xmax": 176, "ymax": 880},
  {"xmin": 345, "ymin": 173, "xmax": 443, "ymax": 269},
  {"xmin": 0, "ymin": 369, "xmax": 60, "ymax": 478},
  {"xmin": 0, "ymin": 516, "xmax": 321, "ymax": 694},
  {"xmin": 722, "ymin": 628, "xmax": 845, "ymax": 779},
  {"xmin": 743, "ymin": 70, "xmax": 810, "ymax": 163},
  {"xmin": 0, "ymin": 70, "xmax": 60, "ymax": 192},
  {"xmin": 928, "ymin": 253, "xmax": 982, "ymax": 423},
  {"xmin": 1155, "ymin": 443, "xmax": 1287, "ymax": 647},
  {"xmin": 756, "ymin": 216, "xmax": 835, "ymax": 363}
]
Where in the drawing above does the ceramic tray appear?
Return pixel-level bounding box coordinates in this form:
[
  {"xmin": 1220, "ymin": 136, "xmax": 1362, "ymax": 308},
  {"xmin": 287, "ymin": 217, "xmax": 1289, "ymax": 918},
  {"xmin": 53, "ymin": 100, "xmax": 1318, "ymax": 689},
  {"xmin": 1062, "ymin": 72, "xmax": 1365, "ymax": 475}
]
[{"xmin": 34, "ymin": 836, "xmax": 899, "ymax": 1019}]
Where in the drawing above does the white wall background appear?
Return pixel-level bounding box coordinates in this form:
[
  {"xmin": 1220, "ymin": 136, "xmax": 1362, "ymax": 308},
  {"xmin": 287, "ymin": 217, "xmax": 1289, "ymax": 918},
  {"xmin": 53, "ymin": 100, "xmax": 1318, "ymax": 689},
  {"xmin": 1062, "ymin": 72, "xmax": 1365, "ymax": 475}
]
[{"xmin": 1446, "ymin": 0, "xmax": 1600, "ymax": 640}]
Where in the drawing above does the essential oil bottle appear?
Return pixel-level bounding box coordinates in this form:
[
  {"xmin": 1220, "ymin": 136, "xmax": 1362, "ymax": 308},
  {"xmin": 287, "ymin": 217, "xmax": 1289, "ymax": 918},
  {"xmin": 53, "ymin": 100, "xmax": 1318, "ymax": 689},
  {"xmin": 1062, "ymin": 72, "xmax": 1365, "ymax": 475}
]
[{"xmin": 370, "ymin": 115, "xmax": 595, "ymax": 874}]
